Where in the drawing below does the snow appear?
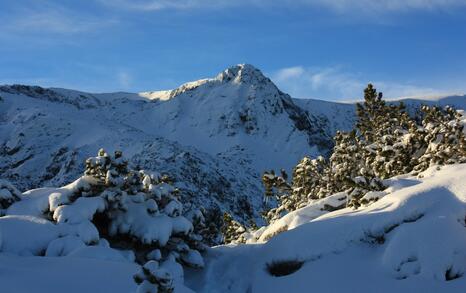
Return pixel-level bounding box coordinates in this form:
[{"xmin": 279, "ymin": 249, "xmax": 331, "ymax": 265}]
[
  {"xmin": 108, "ymin": 197, "xmax": 192, "ymax": 245},
  {"xmin": 45, "ymin": 236, "xmax": 86, "ymax": 257},
  {"xmin": 7, "ymin": 188, "xmax": 55, "ymax": 217},
  {"xmin": 0, "ymin": 215, "xmax": 60, "ymax": 256},
  {"xmin": 248, "ymin": 191, "xmax": 348, "ymax": 243},
  {"xmin": 0, "ymin": 254, "xmax": 138, "ymax": 293},
  {"xmin": 53, "ymin": 196, "xmax": 106, "ymax": 224},
  {"xmin": 66, "ymin": 245, "xmax": 133, "ymax": 263},
  {"xmin": 188, "ymin": 164, "xmax": 466, "ymax": 292},
  {"xmin": 181, "ymin": 249, "xmax": 205, "ymax": 269}
]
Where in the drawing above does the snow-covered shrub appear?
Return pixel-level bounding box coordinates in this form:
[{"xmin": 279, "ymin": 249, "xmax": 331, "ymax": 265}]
[
  {"xmin": 134, "ymin": 260, "xmax": 175, "ymax": 293},
  {"xmin": 415, "ymin": 105, "xmax": 466, "ymax": 172},
  {"xmin": 191, "ymin": 205, "xmax": 223, "ymax": 246},
  {"xmin": 0, "ymin": 179, "xmax": 21, "ymax": 215},
  {"xmin": 261, "ymin": 170, "xmax": 292, "ymax": 223},
  {"xmin": 265, "ymin": 157, "xmax": 335, "ymax": 223},
  {"xmin": 42, "ymin": 149, "xmax": 205, "ymax": 290},
  {"xmin": 330, "ymin": 130, "xmax": 385, "ymax": 208},
  {"xmin": 221, "ymin": 212, "xmax": 247, "ymax": 244}
]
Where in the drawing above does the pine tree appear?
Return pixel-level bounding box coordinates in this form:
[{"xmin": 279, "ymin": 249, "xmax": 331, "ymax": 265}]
[
  {"xmin": 330, "ymin": 130, "xmax": 365, "ymax": 191},
  {"xmin": 368, "ymin": 104, "xmax": 419, "ymax": 179},
  {"xmin": 356, "ymin": 84, "xmax": 387, "ymax": 143},
  {"xmin": 261, "ymin": 170, "xmax": 291, "ymax": 204},
  {"xmin": 415, "ymin": 105, "xmax": 466, "ymax": 171},
  {"xmin": 329, "ymin": 129, "xmax": 384, "ymax": 208},
  {"xmin": 261, "ymin": 170, "xmax": 292, "ymax": 223},
  {"xmin": 292, "ymin": 156, "xmax": 328, "ymax": 201},
  {"xmin": 263, "ymin": 156, "xmax": 331, "ymax": 223},
  {"xmin": 221, "ymin": 212, "xmax": 247, "ymax": 244}
]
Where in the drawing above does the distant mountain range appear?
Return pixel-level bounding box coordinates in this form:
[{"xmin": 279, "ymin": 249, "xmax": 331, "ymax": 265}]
[{"xmin": 1, "ymin": 64, "xmax": 464, "ymax": 223}]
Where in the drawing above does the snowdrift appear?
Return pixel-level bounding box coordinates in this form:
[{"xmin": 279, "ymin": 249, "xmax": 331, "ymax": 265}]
[{"xmin": 189, "ymin": 164, "xmax": 466, "ymax": 292}]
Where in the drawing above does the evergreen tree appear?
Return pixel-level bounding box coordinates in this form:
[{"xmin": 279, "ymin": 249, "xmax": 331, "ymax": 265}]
[
  {"xmin": 261, "ymin": 170, "xmax": 292, "ymax": 223},
  {"xmin": 261, "ymin": 170, "xmax": 291, "ymax": 204},
  {"xmin": 263, "ymin": 157, "xmax": 332, "ymax": 223},
  {"xmin": 368, "ymin": 104, "xmax": 419, "ymax": 179},
  {"xmin": 330, "ymin": 130, "xmax": 384, "ymax": 208},
  {"xmin": 221, "ymin": 212, "xmax": 247, "ymax": 244},
  {"xmin": 330, "ymin": 130, "xmax": 365, "ymax": 190},
  {"xmin": 356, "ymin": 84, "xmax": 387, "ymax": 143},
  {"xmin": 415, "ymin": 105, "xmax": 466, "ymax": 171}
]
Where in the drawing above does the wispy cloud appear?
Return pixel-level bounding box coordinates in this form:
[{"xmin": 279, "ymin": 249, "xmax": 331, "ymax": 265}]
[
  {"xmin": 117, "ymin": 71, "xmax": 133, "ymax": 90},
  {"xmin": 301, "ymin": 0, "xmax": 466, "ymax": 13},
  {"xmin": 98, "ymin": 0, "xmax": 228, "ymax": 11},
  {"xmin": 98, "ymin": 0, "xmax": 466, "ymax": 12},
  {"xmin": 0, "ymin": 3, "xmax": 117, "ymax": 36},
  {"xmin": 270, "ymin": 65, "xmax": 460, "ymax": 101}
]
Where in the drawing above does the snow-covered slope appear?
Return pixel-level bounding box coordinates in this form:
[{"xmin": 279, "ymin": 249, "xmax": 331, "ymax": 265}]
[
  {"xmin": 2, "ymin": 164, "xmax": 464, "ymax": 293},
  {"xmin": 0, "ymin": 65, "xmax": 465, "ymax": 224},
  {"xmin": 188, "ymin": 164, "xmax": 466, "ymax": 292}
]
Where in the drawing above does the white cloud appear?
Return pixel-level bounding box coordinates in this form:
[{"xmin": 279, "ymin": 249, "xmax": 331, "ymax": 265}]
[
  {"xmin": 98, "ymin": 0, "xmax": 466, "ymax": 12},
  {"xmin": 0, "ymin": 3, "xmax": 117, "ymax": 36},
  {"xmin": 117, "ymin": 71, "xmax": 133, "ymax": 89},
  {"xmin": 98, "ymin": 0, "xmax": 214, "ymax": 11},
  {"xmin": 270, "ymin": 65, "xmax": 459, "ymax": 101},
  {"xmin": 274, "ymin": 66, "xmax": 305, "ymax": 80},
  {"xmin": 301, "ymin": 0, "xmax": 466, "ymax": 13}
]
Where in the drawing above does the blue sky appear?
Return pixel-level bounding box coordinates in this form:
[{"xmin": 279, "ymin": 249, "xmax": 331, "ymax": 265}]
[{"xmin": 0, "ymin": 0, "xmax": 465, "ymax": 100}]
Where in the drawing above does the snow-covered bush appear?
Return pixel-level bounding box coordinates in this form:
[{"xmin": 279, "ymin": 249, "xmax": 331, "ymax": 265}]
[
  {"xmin": 261, "ymin": 170, "xmax": 291, "ymax": 223},
  {"xmin": 134, "ymin": 260, "xmax": 175, "ymax": 293},
  {"xmin": 0, "ymin": 179, "xmax": 21, "ymax": 215},
  {"xmin": 330, "ymin": 130, "xmax": 384, "ymax": 208},
  {"xmin": 42, "ymin": 149, "xmax": 205, "ymax": 291},
  {"xmin": 415, "ymin": 105, "xmax": 466, "ymax": 172},
  {"xmin": 221, "ymin": 212, "xmax": 247, "ymax": 244}
]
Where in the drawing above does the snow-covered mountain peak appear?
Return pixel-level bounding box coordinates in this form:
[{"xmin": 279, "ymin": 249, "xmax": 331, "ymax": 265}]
[
  {"xmin": 215, "ymin": 64, "xmax": 272, "ymax": 86},
  {"xmin": 139, "ymin": 64, "xmax": 276, "ymax": 102}
]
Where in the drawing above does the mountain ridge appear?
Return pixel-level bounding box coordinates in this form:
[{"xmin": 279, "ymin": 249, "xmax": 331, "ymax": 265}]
[{"xmin": 1, "ymin": 64, "xmax": 465, "ymax": 226}]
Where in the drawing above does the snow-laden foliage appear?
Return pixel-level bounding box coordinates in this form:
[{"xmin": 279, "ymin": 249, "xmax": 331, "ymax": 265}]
[
  {"xmin": 80, "ymin": 149, "xmax": 205, "ymax": 291},
  {"xmin": 2, "ymin": 149, "xmax": 206, "ymax": 292},
  {"xmin": 415, "ymin": 105, "xmax": 466, "ymax": 171},
  {"xmin": 134, "ymin": 259, "xmax": 176, "ymax": 293},
  {"xmin": 221, "ymin": 212, "xmax": 247, "ymax": 244},
  {"xmin": 355, "ymin": 85, "xmax": 465, "ymax": 179},
  {"xmin": 0, "ymin": 179, "xmax": 21, "ymax": 215}
]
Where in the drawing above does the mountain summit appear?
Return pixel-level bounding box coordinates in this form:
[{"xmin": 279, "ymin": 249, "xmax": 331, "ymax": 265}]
[{"xmin": 215, "ymin": 64, "xmax": 272, "ymax": 85}]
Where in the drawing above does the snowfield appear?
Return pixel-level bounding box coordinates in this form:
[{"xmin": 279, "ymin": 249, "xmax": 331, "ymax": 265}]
[
  {"xmin": 188, "ymin": 164, "xmax": 466, "ymax": 292},
  {"xmin": 0, "ymin": 164, "xmax": 465, "ymax": 292}
]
